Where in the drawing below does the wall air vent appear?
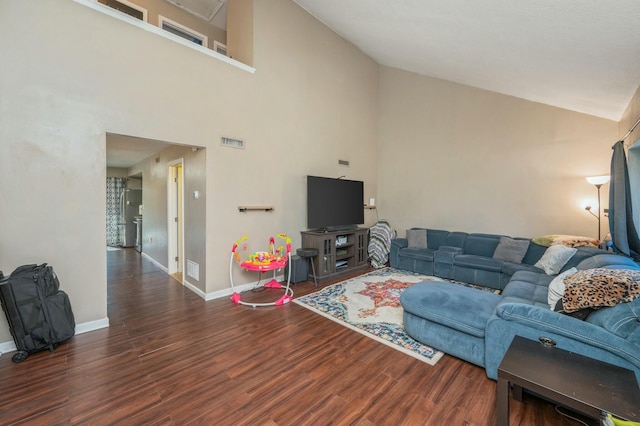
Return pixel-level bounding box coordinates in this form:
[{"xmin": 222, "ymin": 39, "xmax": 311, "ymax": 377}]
[
  {"xmin": 221, "ymin": 137, "xmax": 245, "ymax": 149},
  {"xmin": 186, "ymin": 260, "xmax": 199, "ymax": 281}
]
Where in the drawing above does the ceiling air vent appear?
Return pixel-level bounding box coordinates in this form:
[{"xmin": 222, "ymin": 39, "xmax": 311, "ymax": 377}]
[
  {"xmin": 221, "ymin": 137, "xmax": 245, "ymax": 149},
  {"xmin": 162, "ymin": 0, "xmax": 224, "ymax": 22}
]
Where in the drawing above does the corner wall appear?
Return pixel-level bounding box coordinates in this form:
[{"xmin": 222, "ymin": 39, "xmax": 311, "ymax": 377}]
[{"xmin": 377, "ymin": 66, "xmax": 618, "ymax": 239}]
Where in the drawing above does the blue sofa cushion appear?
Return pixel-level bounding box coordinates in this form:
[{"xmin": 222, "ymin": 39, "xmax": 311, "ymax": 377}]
[
  {"xmin": 577, "ymin": 253, "xmax": 640, "ymax": 270},
  {"xmin": 521, "ymin": 242, "xmax": 547, "ymax": 265},
  {"xmin": 425, "ymin": 229, "xmax": 450, "ymax": 249},
  {"xmin": 398, "ymin": 248, "xmax": 435, "ymax": 261},
  {"xmin": 586, "ymin": 298, "xmax": 640, "ymax": 339},
  {"xmin": 498, "ymin": 271, "xmax": 552, "ymax": 309},
  {"xmin": 441, "ymin": 231, "xmax": 468, "ymax": 249},
  {"xmin": 454, "ymin": 255, "xmax": 503, "ymax": 272},
  {"xmin": 561, "ymin": 246, "xmax": 608, "ymax": 271},
  {"xmin": 401, "ymin": 281, "xmax": 501, "ymax": 338},
  {"xmin": 464, "ymin": 234, "xmax": 501, "ymax": 257},
  {"xmin": 502, "ymin": 262, "xmax": 543, "ymax": 277}
]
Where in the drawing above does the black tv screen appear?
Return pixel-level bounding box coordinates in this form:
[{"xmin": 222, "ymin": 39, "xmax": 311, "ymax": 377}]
[{"xmin": 307, "ymin": 175, "xmax": 364, "ymax": 230}]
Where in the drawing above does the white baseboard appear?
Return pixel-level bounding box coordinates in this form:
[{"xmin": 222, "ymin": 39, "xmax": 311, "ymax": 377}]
[
  {"xmin": 0, "ymin": 266, "xmax": 288, "ymax": 355},
  {"xmin": 141, "ymin": 252, "xmax": 168, "ymax": 273},
  {"xmin": 141, "ymin": 252, "xmax": 285, "ymax": 303},
  {"xmin": 0, "ymin": 317, "xmax": 110, "ymax": 356},
  {"xmin": 203, "ymin": 274, "xmax": 285, "ymax": 301},
  {"xmin": 183, "ymin": 279, "xmax": 206, "ymax": 299}
]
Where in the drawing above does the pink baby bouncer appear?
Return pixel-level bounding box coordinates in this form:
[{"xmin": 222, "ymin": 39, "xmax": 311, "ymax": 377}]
[{"xmin": 229, "ymin": 233, "xmax": 294, "ymax": 307}]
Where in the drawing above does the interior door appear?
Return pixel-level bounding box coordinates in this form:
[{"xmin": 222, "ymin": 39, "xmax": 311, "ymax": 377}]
[{"xmin": 168, "ymin": 160, "xmax": 184, "ymax": 280}]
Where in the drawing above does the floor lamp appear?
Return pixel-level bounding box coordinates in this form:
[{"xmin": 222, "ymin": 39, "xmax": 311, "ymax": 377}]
[{"xmin": 585, "ymin": 175, "xmax": 610, "ymax": 240}]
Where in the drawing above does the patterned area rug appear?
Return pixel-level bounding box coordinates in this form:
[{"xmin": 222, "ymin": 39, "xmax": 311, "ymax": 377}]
[{"xmin": 294, "ymin": 267, "xmax": 497, "ymax": 365}]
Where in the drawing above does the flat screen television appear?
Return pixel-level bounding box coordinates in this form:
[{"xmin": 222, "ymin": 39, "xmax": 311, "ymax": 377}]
[{"xmin": 307, "ymin": 175, "xmax": 364, "ymax": 231}]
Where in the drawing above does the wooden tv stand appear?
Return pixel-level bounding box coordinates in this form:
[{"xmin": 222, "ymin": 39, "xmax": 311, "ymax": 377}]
[{"xmin": 301, "ymin": 228, "xmax": 369, "ymax": 283}]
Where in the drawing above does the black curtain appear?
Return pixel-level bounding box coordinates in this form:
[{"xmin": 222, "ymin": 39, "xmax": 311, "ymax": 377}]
[{"xmin": 608, "ymin": 140, "xmax": 640, "ymax": 259}]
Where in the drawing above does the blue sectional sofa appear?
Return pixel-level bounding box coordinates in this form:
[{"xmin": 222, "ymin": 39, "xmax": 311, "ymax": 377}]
[
  {"xmin": 393, "ymin": 228, "xmax": 640, "ymax": 386},
  {"xmin": 390, "ymin": 228, "xmax": 605, "ymax": 290}
]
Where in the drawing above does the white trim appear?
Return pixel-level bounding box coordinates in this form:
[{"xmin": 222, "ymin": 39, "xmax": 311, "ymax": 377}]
[
  {"xmin": 203, "ymin": 273, "xmax": 285, "ymax": 301},
  {"xmin": 0, "ymin": 317, "xmax": 110, "ymax": 356},
  {"xmin": 141, "ymin": 252, "xmax": 168, "ymax": 273},
  {"xmin": 159, "ymin": 15, "xmax": 208, "ymax": 48},
  {"xmin": 167, "ymin": 159, "xmax": 184, "ymax": 277},
  {"xmin": 75, "ymin": 317, "xmax": 110, "ymax": 334},
  {"xmin": 183, "ymin": 278, "xmax": 206, "ymax": 299},
  {"xmin": 73, "ymin": 0, "xmax": 255, "ymax": 74}
]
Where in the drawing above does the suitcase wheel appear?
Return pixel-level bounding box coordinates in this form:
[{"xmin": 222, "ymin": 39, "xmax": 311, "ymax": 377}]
[{"xmin": 11, "ymin": 351, "xmax": 28, "ymax": 363}]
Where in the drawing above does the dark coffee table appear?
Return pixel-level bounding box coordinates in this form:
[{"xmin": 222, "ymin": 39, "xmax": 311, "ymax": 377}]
[{"xmin": 497, "ymin": 336, "xmax": 640, "ymax": 425}]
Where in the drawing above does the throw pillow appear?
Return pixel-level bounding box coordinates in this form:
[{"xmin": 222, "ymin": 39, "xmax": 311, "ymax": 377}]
[
  {"xmin": 547, "ymin": 267, "xmax": 577, "ymax": 309},
  {"xmin": 534, "ymin": 244, "xmax": 577, "ymax": 275},
  {"xmin": 406, "ymin": 229, "xmax": 427, "ymax": 249},
  {"xmin": 493, "ymin": 236, "xmax": 530, "ymax": 263}
]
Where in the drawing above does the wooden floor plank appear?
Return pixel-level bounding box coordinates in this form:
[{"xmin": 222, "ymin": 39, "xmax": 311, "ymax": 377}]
[{"xmin": 0, "ymin": 248, "xmax": 597, "ymax": 425}]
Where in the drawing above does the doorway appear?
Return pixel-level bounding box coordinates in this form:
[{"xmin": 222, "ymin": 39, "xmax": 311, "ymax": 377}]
[{"xmin": 168, "ymin": 159, "xmax": 184, "ymax": 283}]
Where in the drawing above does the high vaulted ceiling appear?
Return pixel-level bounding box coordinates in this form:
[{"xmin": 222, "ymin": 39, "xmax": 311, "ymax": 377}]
[{"xmin": 291, "ymin": 0, "xmax": 640, "ymax": 121}]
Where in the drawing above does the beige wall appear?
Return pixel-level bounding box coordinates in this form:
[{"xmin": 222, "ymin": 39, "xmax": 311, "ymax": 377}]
[
  {"xmin": 227, "ymin": 0, "xmax": 253, "ymax": 65},
  {"xmin": 378, "ymin": 66, "xmax": 618, "ymax": 239},
  {"xmin": 107, "ymin": 167, "xmax": 130, "ymax": 178},
  {"xmin": 619, "ymin": 86, "xmax": 640, "ymax": 144},
  {"xmin": 0, "ymin": 0, "xmax": 378, "ymax": 344}
]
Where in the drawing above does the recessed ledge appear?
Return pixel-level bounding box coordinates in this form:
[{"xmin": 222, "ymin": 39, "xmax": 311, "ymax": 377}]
[{"xmin": 72, "ymin": 0, "xmax": 256, "ymax": 74}]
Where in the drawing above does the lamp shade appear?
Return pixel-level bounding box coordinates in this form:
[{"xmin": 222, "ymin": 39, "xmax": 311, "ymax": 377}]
[{"xmin": 586, "ymin": 175, "xmax": 610, "ymax": 186}]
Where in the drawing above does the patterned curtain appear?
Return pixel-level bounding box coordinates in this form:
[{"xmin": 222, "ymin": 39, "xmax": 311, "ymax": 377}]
[{"xmin": 106, "ymin": 177, "xmax": 126, "ymax": 246}]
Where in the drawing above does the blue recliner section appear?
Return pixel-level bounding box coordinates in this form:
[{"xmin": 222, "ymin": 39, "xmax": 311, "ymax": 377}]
[
  {"xmin": 390, "ymin": 228, "xmax": 605, "ymax": 290},
  {"xmin": 400, "ymin": 252, "xmax": 640, "ymax": 386}
]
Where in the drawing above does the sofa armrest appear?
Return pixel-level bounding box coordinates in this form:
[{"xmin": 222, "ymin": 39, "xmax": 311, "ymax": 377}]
[
  {"xmin": 494, "ymin": 303, "xmax": 640, "ymax": 367},
  {"xmin": 391, "ymin": 238, "xmax": 408, "ymax": 249}
]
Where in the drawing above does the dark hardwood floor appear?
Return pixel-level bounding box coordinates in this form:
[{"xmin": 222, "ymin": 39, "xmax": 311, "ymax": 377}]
[{"xmin": 0, "ymin": 248, "xmax": 597, "ymax": 425}]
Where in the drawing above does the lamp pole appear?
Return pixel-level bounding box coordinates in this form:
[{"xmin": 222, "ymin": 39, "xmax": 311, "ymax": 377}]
[
  {"xmin": 586, "ymin": 175, "xmax": 610, "ymax": 241},
  {"xmin": 595, "ymin": 183, "xmax": 603, "ymax": 241}
]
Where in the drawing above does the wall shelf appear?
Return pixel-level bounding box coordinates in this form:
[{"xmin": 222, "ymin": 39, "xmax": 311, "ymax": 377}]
[{"xmin": 238, "ymin": 206, "xmax": 274, "ymax": 212}]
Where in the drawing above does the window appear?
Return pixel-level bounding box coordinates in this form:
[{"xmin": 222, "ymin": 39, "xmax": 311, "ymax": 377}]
[
  {"xmin": 98, "ymin": 0, "xmax": 147, "ymax": 21},
  {"xmin": 158, "ymin": 16, "xmax": 208, "ymax": 47}
]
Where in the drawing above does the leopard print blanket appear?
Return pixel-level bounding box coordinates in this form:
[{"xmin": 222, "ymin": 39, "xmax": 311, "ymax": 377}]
[{"xmin": 562, "ymin": 268, "xmax": 640, "ymax": 312}]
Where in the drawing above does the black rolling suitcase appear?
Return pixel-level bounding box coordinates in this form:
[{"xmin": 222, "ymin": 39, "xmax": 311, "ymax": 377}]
[{"xmin": 0, "ymin": 264, "xmax": 75, "ymax": 363}]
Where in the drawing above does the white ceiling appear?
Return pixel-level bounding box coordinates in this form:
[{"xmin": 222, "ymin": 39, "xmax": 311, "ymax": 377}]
[
  {"xmin": 110, "ymin": 1, "xmax": 640, "ymax": 167},
  {"xmin": 292, "ymin": 0, "xmax": 640, "ymax": 120},
  {"xmin": 106, "ymin": 134, "xmax": 173, "ymax": 169},
  {"xmin": 164, "ymin": 0, "xmax": 227, "ymax": 30}
]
